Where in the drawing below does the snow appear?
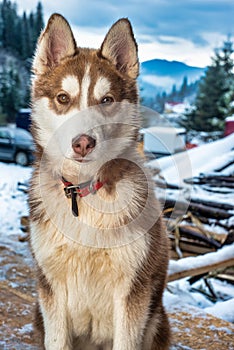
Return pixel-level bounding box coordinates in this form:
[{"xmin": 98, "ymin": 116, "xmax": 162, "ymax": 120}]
[
  {"xmin": 0, "ymin": 163, "xmax": 32, "ymax": 234},
  {"xmin": 226, "ymin": 115, "xmax": 234, "ymax": 122},
  {"xmin": 164, "ymin": 102, "xmax": 191, "ymax": 114},
  {"xmin": 164, "ymin": 280, "xmax": 214, "ymax": 310},
  {"xmin": 205, "ymin": 298, "xmax": 234, "ymax": 322},
  {"xmin": 18, "ymin": 323, "xmax": 34, "ymax": 335},
  {"xmin": 0, "ymin": 162, "xmax": 31, "ymax": 185},
  {"xmin": 165, "ymin": 275, "xmax": 234, "ymax": 324},
  {"xmin": 148, "ymin": 133, "xmax": 234, "ymax": 186}
]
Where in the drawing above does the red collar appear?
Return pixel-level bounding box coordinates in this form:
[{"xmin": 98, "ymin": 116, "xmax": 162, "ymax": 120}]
[
  {"xmin": 62, "ymin": 177, "xmax": 105, "ymax": 217},
  {"xmin": 62, "ymin": 177, "xmax": 105, "ymax": 198}
]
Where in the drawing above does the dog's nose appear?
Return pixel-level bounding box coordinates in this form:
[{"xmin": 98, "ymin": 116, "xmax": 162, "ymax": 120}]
[{"xmin": 72, "ymin": 134, "xmax": 96, "ymax": 157}]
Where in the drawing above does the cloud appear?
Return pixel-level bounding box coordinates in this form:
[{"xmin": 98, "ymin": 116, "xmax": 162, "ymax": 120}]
[
  {"xmin": 15, "ymin": 0, "xmax": 234, "ymax": 43},
  {"xmin": 137, "ymin": 32, "xmax": 226, "ymax": 67},
  {"xmin": 141, "ymin": 75, "xmax": 175, "ymax": 88},
  {"xmin": 14, "ymin": 0, "xmax": 233, "ymax": 67}
]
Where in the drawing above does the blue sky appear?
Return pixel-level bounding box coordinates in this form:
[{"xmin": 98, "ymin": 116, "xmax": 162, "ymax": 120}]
[{"xmin": 14, "ymin": 0, "xmax": 234, "ymax": 67}]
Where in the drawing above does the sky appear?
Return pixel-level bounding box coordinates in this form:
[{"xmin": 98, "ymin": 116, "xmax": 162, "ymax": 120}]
[{"xmin": 13, "ymin": 0, "xmax": 234, "ymax": 68}]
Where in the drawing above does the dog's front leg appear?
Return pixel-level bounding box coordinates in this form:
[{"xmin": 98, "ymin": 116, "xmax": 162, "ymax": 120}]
[
  {"xmin": 39, "ymin": 287, "xmax": 72, "ymax": 350},
  {"xmin": 113, "ymin": 290, "xmax": 150, "ymax": 350}
]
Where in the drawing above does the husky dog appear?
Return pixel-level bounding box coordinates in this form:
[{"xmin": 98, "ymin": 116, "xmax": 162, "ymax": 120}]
[{"xmin": 29, "ymin": 13, "xmax": 170, "ymax": 350}]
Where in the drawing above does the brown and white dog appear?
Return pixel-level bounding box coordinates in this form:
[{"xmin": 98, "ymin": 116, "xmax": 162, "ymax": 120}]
[{"xmin": 29, "ymin": 13, "xmax": 170, "ymax": 350}]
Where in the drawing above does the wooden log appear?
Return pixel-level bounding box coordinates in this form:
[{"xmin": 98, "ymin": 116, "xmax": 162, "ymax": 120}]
[
  {"xmin": 187, "ymin": 202, "xmax": 232, "ymax": 219},
  {"xmin": 190, "ymin": 198, "xmax": 234, "ymax": 211},
  {"xmin": 164, "ymin": 198, "xmax": 233, "ymax": 219},
  {"xmin": 178, "ymin": 226, "xmax": 222, "ymax": 248},
  {"xmin": 184, "ymin": 175, "xmax": 234, "ymax": 186},
  {"xmin": 168, "ymin": 244, "xmax": 234, "ymax": 282},
  {"xmin": 200, "ymin": 186, "xmax": 234, "ymax": 194},
  {"xmin": 168, "ymin": 257, "xmax": 234, "ymax": 282},
  {"xmin": 216, "ymin": 274, "xmax": 234, "ymax": 284},
  {"xmin": 169, "ymin": 235, "xmax": 216, "ymax": 256},
  {"xmin": 155, "ymin": 179, "xmax": 181, "ymax": 190},
  {"xmin": 204, "ymin": 181, "xmax": 234, "ymax": 189},
  {"xmin": 215, "ymin": 161, "xmax": 234, "ymax": 172}
]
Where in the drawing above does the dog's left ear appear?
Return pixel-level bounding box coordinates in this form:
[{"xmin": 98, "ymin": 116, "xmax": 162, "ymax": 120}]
[{"xmin": 100, "ymin": 18, "xmax": 139, "ymax": 79}]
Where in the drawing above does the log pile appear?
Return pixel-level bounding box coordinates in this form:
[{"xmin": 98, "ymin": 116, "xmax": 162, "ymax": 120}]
[
  {"xmin": 184, "ymin": 174, "xmax": 234, "ymax": 190},
  {"xmin": 163, "ymin": 197, "xmax": 233, "ymax": 259},
  {"xmin": 160, "ymin": 166, "xmax": 234, "ymax": 286},
  {"xmin": 161, "ymin": 173, "xmax": 234, "ymax": 260}
]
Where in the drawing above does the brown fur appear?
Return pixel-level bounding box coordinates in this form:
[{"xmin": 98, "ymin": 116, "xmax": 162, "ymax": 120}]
[{"xmin": 29, "ymin": 13, "xmax": 170, "ymax": 350}]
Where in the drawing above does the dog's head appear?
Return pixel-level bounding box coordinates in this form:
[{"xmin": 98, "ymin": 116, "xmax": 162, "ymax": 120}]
[{"xmin": 31, "ymin": 14, "xmax": 140, "ymax": 176}]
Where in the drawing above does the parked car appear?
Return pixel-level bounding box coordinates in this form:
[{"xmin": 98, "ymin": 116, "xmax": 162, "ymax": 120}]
[{"xmin": 0, "ymin": 126, "xmax": 34, "ymax": 166}]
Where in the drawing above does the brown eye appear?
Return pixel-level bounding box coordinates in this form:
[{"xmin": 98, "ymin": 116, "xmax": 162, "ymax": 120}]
[
  {"xmin": 57, "ymin": 93, "xmax": 70, "ymax": 104},
  {"xmin": 101, "ymin": 96, "xmax": 114, "ymax": 105}
]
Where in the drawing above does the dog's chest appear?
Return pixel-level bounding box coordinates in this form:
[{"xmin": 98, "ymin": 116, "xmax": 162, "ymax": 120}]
[
  {"xmin": 61, "ymin": 244, "xmax": 143, "ymax": 342},
  {"xmin": 66, "ymin": 250, "xmax": 115, "ymax": 339}
]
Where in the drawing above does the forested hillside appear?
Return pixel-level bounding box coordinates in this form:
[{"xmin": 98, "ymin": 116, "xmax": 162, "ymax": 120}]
[
  {"xmin": 0, "ymin": 1, "xmax": 43, "ymax": 59},
  {"xmin": 0, "ymin": 0, "xmax": 44, "ymax": 123}
]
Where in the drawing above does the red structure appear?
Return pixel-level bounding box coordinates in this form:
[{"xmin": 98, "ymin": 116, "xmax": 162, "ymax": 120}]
[{"xmin": 224, "ymin": 116, "xmax": 234, "ymax": 136}]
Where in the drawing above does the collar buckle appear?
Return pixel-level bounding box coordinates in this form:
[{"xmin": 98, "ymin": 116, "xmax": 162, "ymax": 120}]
[{"xmin": 64, "ymin": 185, "xmax": 77, "ymax": 198}]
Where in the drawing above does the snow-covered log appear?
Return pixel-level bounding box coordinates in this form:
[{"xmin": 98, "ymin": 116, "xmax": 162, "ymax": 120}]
[{"xmin": 168, "ymin": 244, "xmax": 234, "ymax": 282}]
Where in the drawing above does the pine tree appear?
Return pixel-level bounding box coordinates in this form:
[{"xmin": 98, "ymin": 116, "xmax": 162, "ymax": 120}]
[
  {"xmin": 34, "ymin": 2, "xmax": 44, "ymax": 37},
  {"xmin": 28, "ymin": 11, "xmax": 36, "ymax": 55},
  {"xmin": 179, "ymin": 76, "xmax": 188, "ymax": 100},
  {"xmin": 20, "ymin": 11, "xmax": 31, "ymax": 59},
  {"xmin": 1, "ymin": 0, "xmax": 18, "ymax": 49},
  {"xmin": 180, "ymin": 39, "xmax": 234, "ymax": 132},
  {"xmin": 0, "ymin": 6, "xmax": 3, "ymax": 47},
  {"xmin": 0, "ymin": 0, "xmax": 45, "ymax": 117},
  {"xmin": 170, "ymin": 84, "xmax": 177, "ymax": 102},
  {"xmin": 0, "ymin": 65, "xmax": 21, "ymax": 123},
  {"xmin": 218, "ymin": 40, "xmax": 234, "ymax": 116}
]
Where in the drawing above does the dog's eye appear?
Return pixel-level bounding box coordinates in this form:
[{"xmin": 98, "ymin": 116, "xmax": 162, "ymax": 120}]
[
  {"xmin": 101, "ymin": 96, "xmax": 114, "ymax": 105},
  {"xmin": 57, "ymin": 93, "xmax": 70, "ymax": 104}
]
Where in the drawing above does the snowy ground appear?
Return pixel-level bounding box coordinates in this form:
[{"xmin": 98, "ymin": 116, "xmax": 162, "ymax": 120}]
[{"xmin": 0, "ymin": 147, "xmax": 233, "ymax": 347}]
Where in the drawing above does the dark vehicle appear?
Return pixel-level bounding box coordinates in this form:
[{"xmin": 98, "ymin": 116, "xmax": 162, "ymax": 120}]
[
  {"xmin": 0, "ymin": 127, "xmax": 34, "ymax": 166},
  {"xmin": 16, "ymin": 108, "xmax": 31, "ymax": 131}
]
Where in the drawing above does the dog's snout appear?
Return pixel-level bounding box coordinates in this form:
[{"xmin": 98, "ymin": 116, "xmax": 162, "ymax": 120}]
[{"xmin": 72, "ymin": 134, "xmax": 96, "ymax": 157}]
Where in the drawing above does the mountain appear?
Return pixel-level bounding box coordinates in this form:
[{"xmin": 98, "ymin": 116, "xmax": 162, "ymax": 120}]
[{"xmin": 139, "ymin": 59, "xmax": 205, "ymax": 98}]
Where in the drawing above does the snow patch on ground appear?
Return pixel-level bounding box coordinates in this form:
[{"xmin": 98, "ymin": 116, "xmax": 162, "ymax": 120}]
[
  {"xmin": 0, "ymin": 164, "xmax": 31, "ymax": 237},
  {"xmin": 205, "ymin": 298, "xmax": 234, "ymax": 322},
  {"xmin": 18, "ymin": 323, "xmax": 34, "ymax": 334}
]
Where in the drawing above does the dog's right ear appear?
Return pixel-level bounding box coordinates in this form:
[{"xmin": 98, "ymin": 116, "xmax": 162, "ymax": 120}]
[{"xmin": 32, "ymin": 13, "xmax": 77, "ymax": 74}]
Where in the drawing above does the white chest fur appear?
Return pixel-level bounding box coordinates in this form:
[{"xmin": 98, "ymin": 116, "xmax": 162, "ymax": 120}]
[{"xmin": 31, "ymin": 218, "xmax": 148, "ymax": 343}]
